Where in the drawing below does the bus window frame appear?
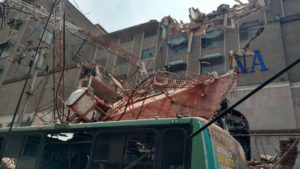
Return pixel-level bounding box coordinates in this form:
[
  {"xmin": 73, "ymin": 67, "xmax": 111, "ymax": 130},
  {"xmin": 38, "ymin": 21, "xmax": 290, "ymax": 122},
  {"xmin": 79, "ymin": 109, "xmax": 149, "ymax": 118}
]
[
  {"xmin": 20, "ymin": 133, "xmax": 44, "ymax": 169},
  {"xmin": 40, "ymin": 130, "xmax": 95, "ymax": 169},
  {"xmin": 159, "ymin": 128, "xmax": 189, "ymax": 169},
  {"xmin": 0, "ymin": 134, "xmax": 5, "ymax": 158},
  {"xmin": 89, "ymin": 128, "xmax": 159, "ymax": 169},
  {"xmin": 0, "ymin": 132, "xmax": 43, "ymax": 169}
]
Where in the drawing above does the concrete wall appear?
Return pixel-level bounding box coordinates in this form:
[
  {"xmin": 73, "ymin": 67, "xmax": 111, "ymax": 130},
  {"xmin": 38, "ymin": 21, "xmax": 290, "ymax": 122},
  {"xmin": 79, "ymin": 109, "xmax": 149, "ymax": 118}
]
[
  {"xmin": 237, "ymin": 22, "xmax": 288, "ymax": 86},
  {"xmin": 282, "ymin": 20, "xmax": 300, "ymax": 82},
  {"xmin": 283, "ymin": 0, "xmax": 300, "ymax": 16},
  {"xmin": 229, "ymin": 82, "xmax": 296, "ymax": 130},
  {"xmin": 187, "ymin": 33, "xmax": 201, "ymax": 75}
]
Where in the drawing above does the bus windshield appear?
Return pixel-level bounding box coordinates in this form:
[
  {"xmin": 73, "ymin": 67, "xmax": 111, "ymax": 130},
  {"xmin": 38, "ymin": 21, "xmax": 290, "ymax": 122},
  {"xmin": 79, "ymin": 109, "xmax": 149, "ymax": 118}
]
[{"xmin": 0, "ymin": 126, "xmax": 190, "ymax": 169}]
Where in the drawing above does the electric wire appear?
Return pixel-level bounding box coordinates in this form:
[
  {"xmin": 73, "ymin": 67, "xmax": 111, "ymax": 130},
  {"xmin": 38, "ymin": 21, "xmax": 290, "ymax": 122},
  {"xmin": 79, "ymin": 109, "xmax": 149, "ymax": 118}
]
[{"xmin": 117, "ymin": 73, "xmax": 155, "ymax": 120}]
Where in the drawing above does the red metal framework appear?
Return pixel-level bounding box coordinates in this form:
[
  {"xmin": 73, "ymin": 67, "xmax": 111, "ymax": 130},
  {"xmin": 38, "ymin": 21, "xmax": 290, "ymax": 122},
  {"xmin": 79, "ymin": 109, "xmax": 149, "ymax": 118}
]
[{"xmin": 60, "ymin": 70, "xmax": 237, "ymax": 123}]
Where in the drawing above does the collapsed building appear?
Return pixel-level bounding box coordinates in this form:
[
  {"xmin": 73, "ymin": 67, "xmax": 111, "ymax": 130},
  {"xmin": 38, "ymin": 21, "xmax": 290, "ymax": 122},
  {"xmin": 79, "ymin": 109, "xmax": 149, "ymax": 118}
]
[{"xmin": 0, "ymin": 0, "xmax": 299, "ymax": 164}]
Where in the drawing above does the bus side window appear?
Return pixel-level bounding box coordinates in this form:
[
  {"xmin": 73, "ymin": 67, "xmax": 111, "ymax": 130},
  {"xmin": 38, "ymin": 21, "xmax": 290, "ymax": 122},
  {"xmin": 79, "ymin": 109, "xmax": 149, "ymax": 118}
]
[
  {"xmin": 1, "ymin": 134, "xmax": 41, "ymax": 169},
  {"xmin": 2, "ymin": 134, "xmax": 24, "ymax": 169},
  {"xmin": 18, "ymin": 135, "xmax": 42, "ymax": 169},
  {"xmin": 91, "ymin": 131, "xmax": 157, "ymax": 169},
  {"xmin": 124, "ymin": 133, "xmax": 156, "ymax": 169},
  {"xmin": 92, "ymin": 133, "xmax": 126, "ymax": 169},
  {"xmin": 161, "ymin": 129, "xmax": 187, "ymax": 169},
  {"xmin": 0, "ymin": 136, "xmax": 4, "ymax": 158},
  {"xmin": 40, "ymin": 132, "xmax": 93, "ymax": 169},
  {"xmin": 0, "ymin": 136, "xmax": 3, "ymax": 152}
]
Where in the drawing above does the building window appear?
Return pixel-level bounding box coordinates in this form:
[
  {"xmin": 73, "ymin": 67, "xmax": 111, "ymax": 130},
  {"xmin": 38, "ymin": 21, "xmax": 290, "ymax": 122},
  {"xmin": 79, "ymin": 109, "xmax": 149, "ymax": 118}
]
[
  {"xmin": 202, "ymin": 30, "xmax": 224, "ymax": 48},
  {"xmin": 41, "ymin": 30, "xmax": 53, "ymax": 44},
  {"xmin": 7, "ymin": 19, "xmax": 23, "ymax": 33},
  {"xmin": 168, "ymin": 37, "xmax": 188, "ymax": 56},
  {"xmin": 41, "ymin": 132, "xmax": 93, "ymax": 169},
  {"xmin": 0, "ymin": 41, "xmax": 12, "ymax": 59},
  {"xmin": 200, "ymin": 53, "xmax": 224, "ymax": 75},
  {"xmin": 239, "ymin": 20, "xmax": 264, "ymax": 41},
  {"xmin": 144, "ymin": 28, "xmax": 157, "ymax": 37},
  {"xmin": 120, "ymin": 33, "xmax": 134, "ymax": 43},
  {"xmin": 165, "ymin": 60, "xmax": 187, "ymax": 78},
  {"xmin": 32, "ymin": 49, "xmax": 47, "ymax": 71},
  {"xmin": 141, "ymin": 47, "xmax": 155, "ymax": 60}
]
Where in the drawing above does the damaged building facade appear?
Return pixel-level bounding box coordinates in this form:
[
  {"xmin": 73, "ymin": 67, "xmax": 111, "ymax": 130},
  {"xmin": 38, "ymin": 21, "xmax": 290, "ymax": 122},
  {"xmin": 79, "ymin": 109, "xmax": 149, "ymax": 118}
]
[
  {"xmin": 0, "ymin": 0, "xmax": 113, "ymax": 125},
  {"xmin": 0, "ymin": 0, "xmax": 300, "ymax": 162},
  {"xmin": 96, "ymin": 0, "xmax": 300, "ymax": 161}
]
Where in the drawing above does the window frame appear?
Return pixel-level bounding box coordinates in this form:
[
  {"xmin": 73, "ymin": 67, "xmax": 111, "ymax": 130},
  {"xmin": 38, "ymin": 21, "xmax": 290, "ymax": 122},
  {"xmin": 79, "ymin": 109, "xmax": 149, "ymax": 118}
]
[
  {"xmin": 165, "ymin": 60, "xmax": 187, "ymax": 78},
  {"xmin": 40, "ymin": 130, "xmax": 94, "ymax": 169},
  {"xmin": 0, "ymin": 135, "xmax": 5, "ymax": 159},
  {"xmin": 201, "ymin": 30, "xmax": 224, "ymax": 49},
  {"xmin": 239, "ymin": 20, "xmax": 264, "ymax": 41},
  {"xmin": 200, "ymin": 54, "xmax": 225, "ymax": 75},
  {"xmin": 0, "ymin": 125, "xmax": 192, "ymax": 169},
  {"xmin": 7, "ymin": 19, "xmax": 24, "ymax": 33},
  {"xmin": 0, "ymin": 132, "xmax": 43, "ymax": 169},
  {"xmin": 168, "ymin": 37, "xmax": 188, "ymax": 57},
  {"xmin": 89, "ymin": 128, "xmax": 160, "ymax": 169},
  {"xmin": 41, "ymin": 29, "xmax": 53, "ymax": 45},
  {"xmin": 159, "ymin": 128, "xmax": 189, "ymax": 169},
  {"xmin": 19, "ymin": 134, "xmax": 43, "ymax": 169},
  {"xmin": 29, "ymin": 48, "xmax": 48, "ymax": 71}
]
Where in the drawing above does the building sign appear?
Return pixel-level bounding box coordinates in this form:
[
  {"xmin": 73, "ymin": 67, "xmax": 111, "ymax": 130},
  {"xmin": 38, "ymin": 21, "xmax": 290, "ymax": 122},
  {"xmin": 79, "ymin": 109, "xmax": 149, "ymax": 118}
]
[{"xmin": 235, "ymin": 50, "xmax": 268, "ymax": 74}]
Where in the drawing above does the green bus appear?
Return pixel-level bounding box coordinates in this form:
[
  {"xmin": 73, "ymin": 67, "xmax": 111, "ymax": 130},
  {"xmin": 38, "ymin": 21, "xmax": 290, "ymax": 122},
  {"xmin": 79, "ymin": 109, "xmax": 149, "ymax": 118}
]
[{"xmin": 0, "ymin": 117, "xmax": 247, "ymax": 169}]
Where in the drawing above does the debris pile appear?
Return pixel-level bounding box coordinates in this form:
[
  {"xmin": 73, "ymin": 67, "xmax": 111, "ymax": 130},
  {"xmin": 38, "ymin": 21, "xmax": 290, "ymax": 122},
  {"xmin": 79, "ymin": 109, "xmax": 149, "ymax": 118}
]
[
  {"xmin": 1, "ymin": 158, "xmax": 16, "ymax": 169},
  {"xmin": 247, "ymin": 138, "xmax": 300, "ymax": 169},
  {"xmin": 61, "ymin": 69, "xmax": 236, "ymax": 123}
]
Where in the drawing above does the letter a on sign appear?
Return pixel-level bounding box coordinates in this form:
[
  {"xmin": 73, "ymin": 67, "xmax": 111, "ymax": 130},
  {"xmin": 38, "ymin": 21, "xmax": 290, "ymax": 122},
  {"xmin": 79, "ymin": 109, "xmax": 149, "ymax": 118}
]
[{"xmin": 250, "ymin": 50, "xmax": 268, "ymax": 72}]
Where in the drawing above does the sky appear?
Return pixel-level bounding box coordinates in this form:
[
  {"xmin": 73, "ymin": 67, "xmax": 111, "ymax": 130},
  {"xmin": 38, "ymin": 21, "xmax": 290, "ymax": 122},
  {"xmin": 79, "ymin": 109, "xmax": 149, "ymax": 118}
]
[{"xmin": 70, "ymin": 0, "xmax": 248, "ymax": 33}]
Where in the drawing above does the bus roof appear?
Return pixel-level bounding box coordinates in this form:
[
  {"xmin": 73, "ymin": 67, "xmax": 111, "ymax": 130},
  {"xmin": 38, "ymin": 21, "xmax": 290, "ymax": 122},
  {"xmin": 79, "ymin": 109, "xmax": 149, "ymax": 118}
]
[{"xmin": 0, "ymin": 117, "xmax": 207, "ymax": 133}]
